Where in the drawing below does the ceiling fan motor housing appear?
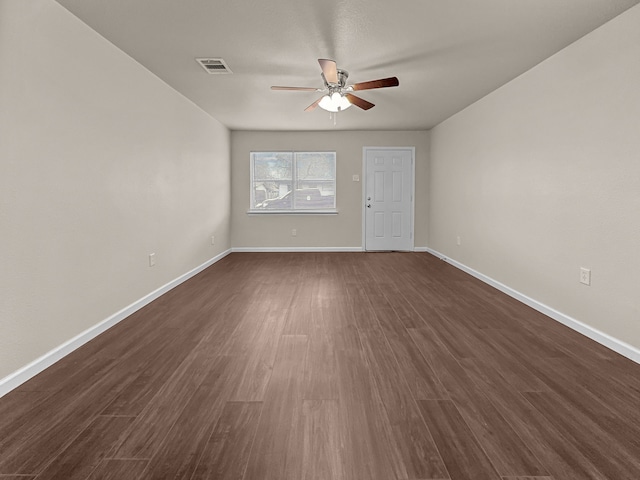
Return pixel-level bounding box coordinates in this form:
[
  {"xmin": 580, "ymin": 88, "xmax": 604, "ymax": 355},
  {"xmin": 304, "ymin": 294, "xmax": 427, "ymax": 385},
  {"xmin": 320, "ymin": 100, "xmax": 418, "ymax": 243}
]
[
  {"xmin": 323, "ymin": 69, "xmax": 349, "ymax": 92},
  {"xmin": 336, "ymin": 69, "xmax": 349, "ymax": 87}
]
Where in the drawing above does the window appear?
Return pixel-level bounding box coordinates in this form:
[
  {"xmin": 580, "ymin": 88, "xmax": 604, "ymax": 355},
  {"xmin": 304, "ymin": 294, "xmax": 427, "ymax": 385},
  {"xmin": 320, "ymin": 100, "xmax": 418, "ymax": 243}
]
[{"xmin": 250, "ymin": 151, "xmax": 336, "ymax": 213}]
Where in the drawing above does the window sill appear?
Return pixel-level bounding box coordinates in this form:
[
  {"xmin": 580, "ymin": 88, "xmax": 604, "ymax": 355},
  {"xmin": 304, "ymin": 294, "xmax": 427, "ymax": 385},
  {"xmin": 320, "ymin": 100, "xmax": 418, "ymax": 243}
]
[{"xmin": 247, "ymin": 210, "xmax": 338, "ymax": 215}]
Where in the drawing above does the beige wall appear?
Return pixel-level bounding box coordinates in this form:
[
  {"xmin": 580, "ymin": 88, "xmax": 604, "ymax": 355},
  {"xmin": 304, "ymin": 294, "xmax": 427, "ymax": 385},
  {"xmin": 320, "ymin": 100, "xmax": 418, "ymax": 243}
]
[
  {"xmin": 0, "ymin": 0, "xmax": 231, "ymax": 379},
  {"xmin": 429, "ymin": 5, "xmax": 640, "ymax": 349},
  {"xmin": 231, "ymin": 130, "xmax": 429, "ymax": 249}
]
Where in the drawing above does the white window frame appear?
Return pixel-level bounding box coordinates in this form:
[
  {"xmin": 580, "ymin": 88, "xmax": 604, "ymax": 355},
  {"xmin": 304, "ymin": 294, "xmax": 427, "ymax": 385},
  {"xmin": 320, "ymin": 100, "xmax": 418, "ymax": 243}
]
[{"xmin": 248, "ymin": 151, "xmax": 338, "ymax": 215}]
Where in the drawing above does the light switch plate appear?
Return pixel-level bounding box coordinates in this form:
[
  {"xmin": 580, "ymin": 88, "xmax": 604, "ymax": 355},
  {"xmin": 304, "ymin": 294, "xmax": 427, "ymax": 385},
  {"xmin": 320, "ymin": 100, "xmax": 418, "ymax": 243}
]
[{"xmin": 580, "ymin": 267, "xmax": 591, "ymax": 285}]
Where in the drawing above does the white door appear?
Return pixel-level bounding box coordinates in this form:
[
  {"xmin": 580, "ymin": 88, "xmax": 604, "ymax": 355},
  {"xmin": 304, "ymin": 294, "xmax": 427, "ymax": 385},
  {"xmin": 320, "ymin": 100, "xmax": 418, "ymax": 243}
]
[{"xmin": 364, "ymin": 147, "xmax": 414, "ymax": 251}]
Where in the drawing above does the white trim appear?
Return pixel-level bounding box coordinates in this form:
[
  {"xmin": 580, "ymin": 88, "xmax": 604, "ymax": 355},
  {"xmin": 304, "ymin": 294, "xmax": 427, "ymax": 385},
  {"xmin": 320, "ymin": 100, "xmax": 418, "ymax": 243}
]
[
  {"xmin": 246, "ymin": 210, "xmax": 338, "ymax": 215},
  {"xmin": 361, "ymin": 151, "xmax": 367, "ymax": 250},
  {"xmin": 423, "ymin": 247, "xmax": 640, "ymax": 365},
  {"xmin": 362, "ymin": 147, "xmax": 416, "ymax": 251},
  {"xmin": 410, "ymin": 149, "xmax": 416, "ymax": 250},
  {"xmin": 0, "ymin": 249, "xmax": 233, "ymax": 398},
  {"xmin": 414, "ymin": 246, "xmax": 429, "ymax": 252},
  {"xmin": 232, "ymin": 247, "xmax": 363, "ymax": 253}
]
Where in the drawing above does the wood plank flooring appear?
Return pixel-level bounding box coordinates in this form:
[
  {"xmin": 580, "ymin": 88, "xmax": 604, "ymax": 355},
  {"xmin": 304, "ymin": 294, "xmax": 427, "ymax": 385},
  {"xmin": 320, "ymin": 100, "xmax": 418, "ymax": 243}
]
[{"xmin": 1, "ymin": 252, "xmax": 640, "ymax": 480}]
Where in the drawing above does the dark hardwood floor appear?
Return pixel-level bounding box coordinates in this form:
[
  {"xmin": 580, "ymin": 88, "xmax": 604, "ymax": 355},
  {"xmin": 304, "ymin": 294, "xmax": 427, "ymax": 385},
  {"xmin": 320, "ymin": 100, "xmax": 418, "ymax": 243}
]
[{"xmin": 1, "ymin": 252, "xmax": 639, "ymax": 479}]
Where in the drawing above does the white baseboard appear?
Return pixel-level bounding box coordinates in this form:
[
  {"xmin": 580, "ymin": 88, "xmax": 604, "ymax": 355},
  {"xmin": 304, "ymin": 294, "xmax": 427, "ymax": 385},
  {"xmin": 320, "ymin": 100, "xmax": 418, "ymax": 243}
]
[
  {"xmin": 232, "ymin": 247, "xmax": 429, "ymax": 253},
  {"xmin": 0, "ymin": 249, "xmax": 232, "ymax": 398},
  {"xmin": 423, "ymin": 247, "xmax": 640, "ymax": 365},
  {"xmin": 232, "ymin": 247, "xmax": 364, "ymax": 253}
]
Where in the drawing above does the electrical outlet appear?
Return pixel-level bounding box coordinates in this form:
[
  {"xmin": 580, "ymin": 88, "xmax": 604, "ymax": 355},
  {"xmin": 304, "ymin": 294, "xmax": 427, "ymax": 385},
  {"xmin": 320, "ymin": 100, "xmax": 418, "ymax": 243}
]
[
  {"xmin": 456, "ymin": 235, "xmax": 461, "ymax": 246},
  {"xmin": 291, "ymin": 228, "xmax": 297, "ymax": 237},
  {"xmin": 580, "ymin": 267, "xmax": 591, "ymax": 285},
  {"xmin": 211, "ymin": 235, "xmax": 215, "ymax": 245},
  {"xmin": 149, "ymin": 253, "xmax": 156, "ymax": 267},
  {"xmin": 352, "ymin": 174, "xmax": 360, "ymax": 182}
]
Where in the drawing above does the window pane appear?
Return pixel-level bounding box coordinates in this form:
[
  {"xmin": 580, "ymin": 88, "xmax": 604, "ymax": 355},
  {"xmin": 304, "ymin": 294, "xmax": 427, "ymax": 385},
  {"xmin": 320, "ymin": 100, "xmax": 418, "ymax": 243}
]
[
  {"xmin": 252, "ymin": 152, "xmax": 293, "ymax": 209},
  {"xmin": 294, "ymin": 152, "xmax": 336, "ymax": 210}
]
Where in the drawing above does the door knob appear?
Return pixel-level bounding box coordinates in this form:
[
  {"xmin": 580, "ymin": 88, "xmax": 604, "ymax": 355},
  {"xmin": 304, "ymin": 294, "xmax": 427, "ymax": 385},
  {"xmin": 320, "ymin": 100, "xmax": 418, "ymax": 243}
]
[{"xmin": 367, "ymin": 204, "xmax": 371, "ymax": 208}]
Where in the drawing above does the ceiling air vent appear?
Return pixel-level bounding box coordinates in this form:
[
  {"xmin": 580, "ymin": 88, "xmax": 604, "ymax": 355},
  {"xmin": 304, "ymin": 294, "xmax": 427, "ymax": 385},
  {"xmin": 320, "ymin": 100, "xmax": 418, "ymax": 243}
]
[{"xmin": 196, "ymin": 58, "xmax": 232, "ymax": 74}]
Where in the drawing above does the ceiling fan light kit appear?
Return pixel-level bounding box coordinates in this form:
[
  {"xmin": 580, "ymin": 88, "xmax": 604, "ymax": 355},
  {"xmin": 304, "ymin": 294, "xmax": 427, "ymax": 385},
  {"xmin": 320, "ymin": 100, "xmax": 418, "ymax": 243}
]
[
  {"xmin": 271, "ymin": 59, "xmax": 399, "ymax": 116},
  {"xmin": 319, "ymin": 92, "xmax": 352, "ymax": 112}
]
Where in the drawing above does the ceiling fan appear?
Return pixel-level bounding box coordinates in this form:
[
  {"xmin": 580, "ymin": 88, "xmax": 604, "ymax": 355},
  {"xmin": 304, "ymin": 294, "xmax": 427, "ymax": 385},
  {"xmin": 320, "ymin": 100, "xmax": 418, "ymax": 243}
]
[{"xmin": 271, "ymin": 59, "xmax": 399, "ymax": 113}]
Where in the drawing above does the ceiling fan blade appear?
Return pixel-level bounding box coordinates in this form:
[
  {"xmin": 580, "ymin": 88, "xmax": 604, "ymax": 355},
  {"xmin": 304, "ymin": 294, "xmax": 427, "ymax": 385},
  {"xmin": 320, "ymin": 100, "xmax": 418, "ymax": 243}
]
[
  {"xmin": 304, "ymin": 97, "xmax": 323, "ymax": 112},
  {"xmin": 351, "ymin": 76, "xmax": 399, "ymax": 91},
  {"xmin": 318, "ymin": 59, "xmax": 338, "ymax": 84},
  {"xmin": 345, "ymin": 93, "xmax": 375, "ymax": 110},
  {"xmin": 271, "ymin": 86, "xmax": 319, "ymax": 91}
]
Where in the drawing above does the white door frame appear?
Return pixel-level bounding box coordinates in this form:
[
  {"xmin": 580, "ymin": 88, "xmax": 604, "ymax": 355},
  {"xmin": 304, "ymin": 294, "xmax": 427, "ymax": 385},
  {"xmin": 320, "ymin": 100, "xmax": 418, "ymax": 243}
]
[{"xmin": 361, "ymin": 146, "xmax": 416, "ymax": 251}]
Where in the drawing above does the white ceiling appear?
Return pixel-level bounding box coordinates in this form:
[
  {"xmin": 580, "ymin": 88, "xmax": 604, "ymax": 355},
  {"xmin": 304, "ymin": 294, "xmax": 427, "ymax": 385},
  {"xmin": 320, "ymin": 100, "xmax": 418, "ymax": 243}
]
[{"xmin": 55, "ymin": 0, "xmax": 639, "ymax": 131}]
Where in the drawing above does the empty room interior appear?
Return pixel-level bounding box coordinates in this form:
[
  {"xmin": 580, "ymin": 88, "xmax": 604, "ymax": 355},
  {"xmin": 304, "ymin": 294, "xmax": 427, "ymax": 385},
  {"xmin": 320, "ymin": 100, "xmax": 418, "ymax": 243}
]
[{"xmin": 2, "ymin": 0, "xmax": 640, "ymax": 479}]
